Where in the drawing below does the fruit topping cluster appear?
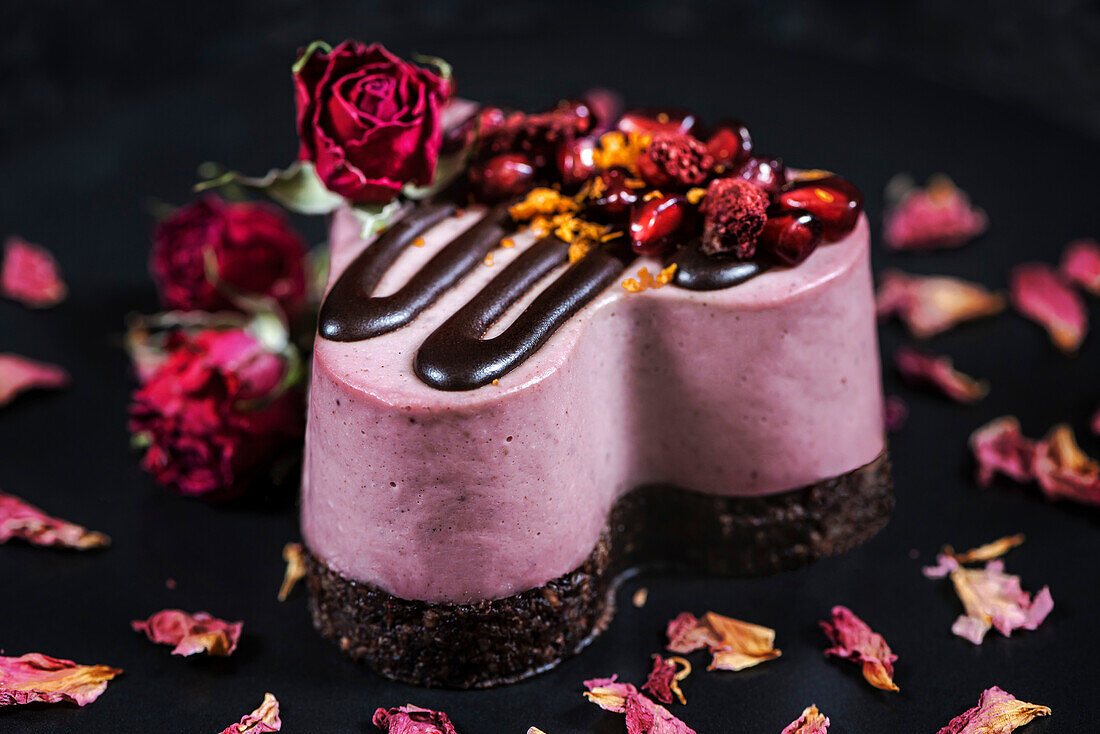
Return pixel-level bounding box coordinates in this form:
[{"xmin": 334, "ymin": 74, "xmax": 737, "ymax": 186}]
[{"xmin": 458, "ymin": 94, "xmax": 864, "ymax": 271}]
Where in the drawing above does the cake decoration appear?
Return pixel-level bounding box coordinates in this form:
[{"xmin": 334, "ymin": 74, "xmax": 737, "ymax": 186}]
[
  {"xmin": 699, "ymin": 178, "xmax": 769, "ymax": 256},
  {"xmin": 0, "ymin": 353, "xmax": 69, "ymax": 408},
  {"xmin": 0, "ymin": 653, "xmax": 122, "ymax": 708},
  {"xmin": 1, "ymin": 237, "xmax": 67, "ymax": 308},
  {"xmin": 0, "ymin": 490, "xmax": 110, "ymax": 549},
  {"xmin": 819, "ymin": 606, "xmax": 899, "ymax": 692},
  {"xmin": 935, "ymin": 686, "xmax": 1050, "ymax": 734},
  {"xmin": 894, "ymin": 346, "xmax": 988, "ymax": 403},
  {"xmin": 132, "ymin": 609, "xmax": 243, "ymax": 657},
  {"xmin": 875, "ymin": 270, "xmax": 1006, "ymax": 338},
  {"xmin": 1010, "ymin": 262, "xmax": 1088, "ymax": 353}
]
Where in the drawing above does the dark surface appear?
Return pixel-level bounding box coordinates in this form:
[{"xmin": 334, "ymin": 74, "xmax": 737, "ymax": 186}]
[{"xmin": 2, "ymin": 24, "xmax": 1100, "ymax": 734}]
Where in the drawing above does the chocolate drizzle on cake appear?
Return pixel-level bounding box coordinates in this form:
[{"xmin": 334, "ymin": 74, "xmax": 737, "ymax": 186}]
[{"xmin": 671, "ymin": 242, "xmax": 768, "ymax": 290}]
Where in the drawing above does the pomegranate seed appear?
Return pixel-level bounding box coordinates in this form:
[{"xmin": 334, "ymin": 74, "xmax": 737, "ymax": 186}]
[
  {"xmin": 550, "ymin": 98, "xmax": 593, "ymax": 135},
  {"xmin": 587, "ymin": 169, "xmax": 639, "ymax": 224},
  {"xmin": 556, "ymin": 136, "xmax": 598, "ymax": 189},
  {"xmin": 758, "ymin": 208, "xmax": 823, "ymax": 266},
  {"xmin": 706, "ymin": 119, "xmax": 753, "ymax": 169},
  {"xmin": 468, "ymin": 153, "xmax": 536, "ymax": 202},
  {"xmin": 776, "ymin": 175, "xmax": 864, "ymax": 241},
  {"xmin": 629, "ymin": 194, "xmax": 691, "ymax": 256},
  {"xmin": 617, "ymin": 108, "xmax": 698, "ymax": 136},
  {"xmin": 735, "ymin": 155, "xmax": 787, "ymax": 196}
]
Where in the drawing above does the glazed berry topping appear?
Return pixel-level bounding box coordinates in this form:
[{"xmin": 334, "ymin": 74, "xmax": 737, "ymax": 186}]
[
  {"xmin": 776, "ymin": 175, "xmax": 863, "ymax": 242},
  {"xmin": 700, "ymin": 178, "xmax": 770, "ymax": 257},
  {"xmin": 617, "ymin": 108, "xmax": 698, "ymax": 136},
  {"xmin": 757, "ymin": 208, "xmax": 824, "ymax": 266},
  {"xmin": 468, "ymin": 153, "xmax": 536, "ymax": 201},
  {"xmin": 636, "ymin": 132, "xmax": 714, "ymax": 189},
  {"xmin": 556, "ymin": 136, "xmax": 598, "ymax": 189},
  {"xmin": 734, "ymin": 155, "xmax": 787, "ymax": 196},
  {"xmin": 630, "ymin": 194, "xmax": 692, "ymax": 257},
  {"xmin": 481, "ymin": 109, "xmax": 587, "ymax": 168},
  {"xmin": 587, "ymin": 168, "xmax": 640, "ymax": 225},
  {"xmin": 705, "ymin": 119, "xmax": 753, "ymax": 169}
]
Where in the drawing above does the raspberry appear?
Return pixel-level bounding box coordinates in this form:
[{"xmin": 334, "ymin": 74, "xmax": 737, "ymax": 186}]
[{"xmin": 700, "ymin": 178, "xmax": 769, "ymax": 257}]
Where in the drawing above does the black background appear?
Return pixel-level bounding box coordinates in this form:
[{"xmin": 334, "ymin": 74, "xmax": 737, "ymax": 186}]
[{"xmin": 1, "ymin": 2, "xmax": 1099, "ymax": 732}]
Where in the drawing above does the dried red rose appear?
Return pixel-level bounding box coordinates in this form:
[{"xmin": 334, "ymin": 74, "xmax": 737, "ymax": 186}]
[
  {"xmin": 882, "ymin": 174, "xmax": 988, "ymax": 251},
  {"xmin": 220, "ymin": 692, "xmax": 281, "ymax": 734},
  {"xmin": 0, "ymin": 353, "xmax": 69, "ymax": 408},
  {"xmin": 278, "ymin": 542, "xmax": 306, "ymax": 601},
  {"xmin": 1032, "ymin": 423, "xmax": 1100, "ymax": 506},
  {"xmin": 1, "ymin": 237, "xmax": 66, "ymax": 308},
  {"xmin": 699, "ymin": 178, "xmax": 769, "ymax": 257},
  {"xmin": 875, "ymin": 270, "xmax": 1005, "ymax": 338},
  {"xmin": 894, "ymin": 347, "xmax": 988, "ymax": 403},
  {"xmin": 372, "ymin": 704, "xmax": 459, "ymax": 734},
  {"xmin": 0, "ymin": 653, "xmax": 121, "ymax": 707},
  {"xmin": 666, "ymin": 611, "xmax": 781, "ymax": 671},
  {"xmin": 584, "ymin": 676, "xmax": 696, "ymax": 734},
  {"xmin": 132, "ymin": 609, "xmax": 243, "ymax": 656},
  {"xmin": 781, "ymin": 705, "xmax": 830, "ymax": 734},
  {"xmin": 641, "ymin": 655, "xmax": 690, "ymax": 705},
  {"xmin": 820, "ymin": 606, "xmax": 899, "ymax": 692},
  {"xmin": 1010, "ymin": 262, "xmax": 1087, "ymax": 354},
  {"xmin": 1060, "ymin": 237, "xmax": 1100, "ymax": 295},
  {"xmin": 151, "ymin": 195, "xmax": 308, "ymax": 318},
  {"xmin": 294, "ymin": 41, "xmax": 451, "ymax": 204},
  {"xmin": 128, "ymin": 327, "xmax": 303, "ymax": 499},
  {"xmin": 936, "ymin": 686, "xmax": 1050, "ymax": 733},
  {"xmin": 636, "ymin": 132, "xmax": 714, "ymax": 188},
  {"xmin": 0, "ymin": 491, "xmax": 110, "ymax": 549}
]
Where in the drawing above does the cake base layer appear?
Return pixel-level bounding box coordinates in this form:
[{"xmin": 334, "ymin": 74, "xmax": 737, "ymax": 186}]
[{"xmin": 305, "ymin": 450, "xmax": 892, "ymax": 688}]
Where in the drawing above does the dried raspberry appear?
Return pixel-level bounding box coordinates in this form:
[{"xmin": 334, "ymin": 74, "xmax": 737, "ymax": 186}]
[
  {"xmin": 700, "ymin": 178, "xmax": 769, "ymax": 257},
  {"xmin": 636, "ymin": 132, "xmax": 714, "ymax": 188}
]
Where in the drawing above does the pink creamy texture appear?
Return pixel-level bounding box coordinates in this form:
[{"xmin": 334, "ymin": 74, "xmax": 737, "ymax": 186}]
[{"xmin": 301, "ymin": 207, "xmax": 885, "ymax": 603}]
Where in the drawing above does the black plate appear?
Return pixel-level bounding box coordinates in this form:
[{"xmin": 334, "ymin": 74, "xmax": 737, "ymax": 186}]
[{"xmin": 1, "ymin": 28, "xmax": 1098, "ymax": 734}]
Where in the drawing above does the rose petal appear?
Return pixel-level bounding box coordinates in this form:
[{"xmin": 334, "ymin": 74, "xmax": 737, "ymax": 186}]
[
  {"xmin": 781, "ymin": 705, "xmax": 831, "ymax": 734},
  {"xmin": 0, "ymin": 237, "xmax": 67, "ymax": 307},
  {"xmin": 0, "ymin": 491, "xmax": 110, "ymax": 549},
  {"xmin": 372, "ymin": 704, "xmax": 458, "ymax": 734},
  {"xmin": 883, "ymin": 395, "xmax": 908, "ymax": 433},
  {"xmin": 968, "ymin": 416, "xmax": 1037, "ymax": 486},
  {"xmin": 882, "ymin": 174, "xmax": 988, "ymax": 251},
  {"xmin": 820, "ymin": 606, "xmax": 899, "ymax": 692},
  {"xmin": 220, "ymin": 692, "xmax": 281, "ymax": 734},
  {"xmin": 1032, "ymin": 424, "xmax": 1100, "ymax": 506},
  {"xmin": 584, "ymin": 678, "xmax": 696, "ymax": 734},
  {"xmin": 1093, "ymin": 404, "xmax": 1100, "ymax": 436},
  {"xmin": 665, "ymin": 611, "xmax": 781, "ymax": 671},
  {"xmin": 641, "ymin": 655, "xmax": 690, "ymax": 705},
  {"xmin": 1060, "ymin": 237, "xmax": 1100, "ymax": 295},
  {"xmin": 0, "ymin": 353, "xmax": 69, "ymax": 408},
  {"xmin": 894, "ymin": 347, "xmax": 988, "ymax": 403},
  {"xmin": 876, "ymin": 270, "xmax": 1005, "ymax": 338},
  {"xmin": 132, "ymin": 609, "xmax": 243, "ymax": 656},
  {"xmin": 0, "ymin": 653, "xmax": 121, "ymax": 707},
  {"xmin": 278, "ymin": 542, "xmax": 306, "ymax": 601},
  {"xmin": 936, "ymin": 686, "xmax": 1050, "ymax": 734},
  {"xmin": 949, "ymin": 533, "xmax": 1026, "ymax": 565},
  {"xmin": 1010, "ymin": 262, "xmax": 1087, "ymax": 353},
  {"xmin": 948, "ymin": 560, "xmax": 1052, "ymax": 644}
]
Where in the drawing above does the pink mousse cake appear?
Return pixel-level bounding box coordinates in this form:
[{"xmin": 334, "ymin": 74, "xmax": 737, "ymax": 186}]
[{"xmin": 300, "ymin": 102, "xmax": 891, "ymax": 688}]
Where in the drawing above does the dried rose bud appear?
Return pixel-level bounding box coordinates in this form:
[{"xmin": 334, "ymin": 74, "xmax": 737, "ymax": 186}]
[
  {"xmin": 700, "ymin": 178, "xmax": 769, "ymax": 257},
  {"xmin": 636, "ymin": 132, "xmax": 714, "ymax": 188}
]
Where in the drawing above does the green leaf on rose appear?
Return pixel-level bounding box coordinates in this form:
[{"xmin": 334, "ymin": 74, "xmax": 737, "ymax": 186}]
[
  {"xmin": 292, "ymin": 40, "xmax": 333, "ymax": 74},
  {"xmin": 195, "ymin": 161, "xmax": 345, "ymax": 215},
  {"xmin": 349, "ymin": 199, "xmax": 404, "ymax": 238},
  {"xmin": 413, "ymin": 53, "xmax": 452, "ymax": 81}
]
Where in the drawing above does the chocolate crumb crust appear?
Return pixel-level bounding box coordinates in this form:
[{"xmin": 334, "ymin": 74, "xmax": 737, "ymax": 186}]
[{"xmin": 305, "ymin": 450, "xmax": 892, "ymax": 688}]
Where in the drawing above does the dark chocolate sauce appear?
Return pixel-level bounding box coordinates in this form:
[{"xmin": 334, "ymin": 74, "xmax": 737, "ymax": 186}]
[
  {"xmin": 670, "ymin": 242, "xmax": 768, "ymax": 290},
  {"xmin": 414, "ymin": 238, "xmax": 631, "ymax": 391}
]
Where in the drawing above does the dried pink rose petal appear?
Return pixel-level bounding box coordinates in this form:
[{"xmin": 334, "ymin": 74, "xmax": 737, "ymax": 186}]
[
  {"xmin": 1010, "ymin": 262, "xmax": 1087, "ymax": 353},
  {"xmin": 1092, "ymin": 404, "xmax": 1100, "ymax": 436},
  {"xmin": 372, "ymin": 704, "xmax": 458, "ymax": 734},
  {"xmin": 584, "ymin": 677, "xmax": 696, "ymax": 734},
  {"xmin": 948, "ymin": 560, "xmax": 1053, "ymax": 644},
  {"xmin": 882, "ymin": 174, "xmax": 988, "ymax": 251},
  {"xmin": 641, "ymin": 655, "xmax": 690, "ymax": 705},
  {"xmin": 0, "ymin": 491, "xmax": 110, "ymax": 549},
  {"xmin": 0, "ymin": 236, "xmax": 67, "ymax": 308},
  {"xmin": 969, "ymin": 416, "xmax": 1038, "ymax": 486},
  {"xmin": 0, "ymin": 653, "xmax": 121, "ymax": 706},
  {"xmin": 820, "ymin": 606, "xmax": 899, "ymax": 692},
  {"xmin": 1060, "ymin": 237, "xmax": 1100, "ymax": 295},
  {"xmin": 884, "ymin": 395, "xmax": 908, "ymax": 433},
  {"xmin": 0, "ymin": 353, "xmax": 69, "ymax": 408},
  {"xmin": 220, "ymin": 692, "xmax": 281, "ymax": 734},
  {"xmin": 278, "ymin": 542, "xmax": 306, "ymax": 601},
  {"xmin": 923, "ymin": 534, "xmax": 1025, "ymax": 579},
  {"xmin": 937, "ymin": 686, "xmax": 1050, "ymax": 733},
  {"xmin": 132, "ymin": 609, "xmax": 243, "ymax": 656},
  {"xmin": 666, "ymin": 611, "xmax": 781, "ymax": 671},
  {"xmin": 894, "ymin": 347, "xmax": 988, "ymax": 403},
  {"xmin": 1032, "ymin": 424, "xmax": 1100, "ymax": 506},
  {"xmin": 781, "ymin": 705, "xmax": 830, "ymax": 734},
  {"xmin": 876, "ymin": 270, "xmax": 1005, "ymax": 338}
]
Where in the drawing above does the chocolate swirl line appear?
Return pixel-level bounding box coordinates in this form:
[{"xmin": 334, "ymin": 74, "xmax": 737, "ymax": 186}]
[
  {"xmin": 415, "ymin": 238, "xmax": 632, "ymax": 391},
  {"xmin": 670, "ymin": 242, "xmax": 768, "ymax": 290}
]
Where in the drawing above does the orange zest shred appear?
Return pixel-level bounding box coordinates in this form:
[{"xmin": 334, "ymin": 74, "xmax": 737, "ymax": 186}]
[
  {"xmin": 509, "ymin": 188, "xmax": 578, "ymax": 221},
  {"xmin": 484, "ymin": 252, "xmax": 494, "ymax": 267},
  {"xmin": 643, "ymin": 190, "xmax": 664, "ymax": 201},
  {"xmin": 686, "ymin": 187, "xmax": 707, "ymax": 205},
  {"xmin": 622, "ymin": 264, "xmax": 678, "ymax": 293},
  {"xmin": 500, "ymin": 237, "xmax": 515, "ymax": 248},
  {"xmin": 412, "ymin": 236, "xmax": 426, "ymax": 247},
  {"xmin": 568, "ymin": 242, "xmax": 590, "ymax": 263},
  {"xmin": 591, "ymin": 131, "xmax": 651, "ymax": 174}
]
